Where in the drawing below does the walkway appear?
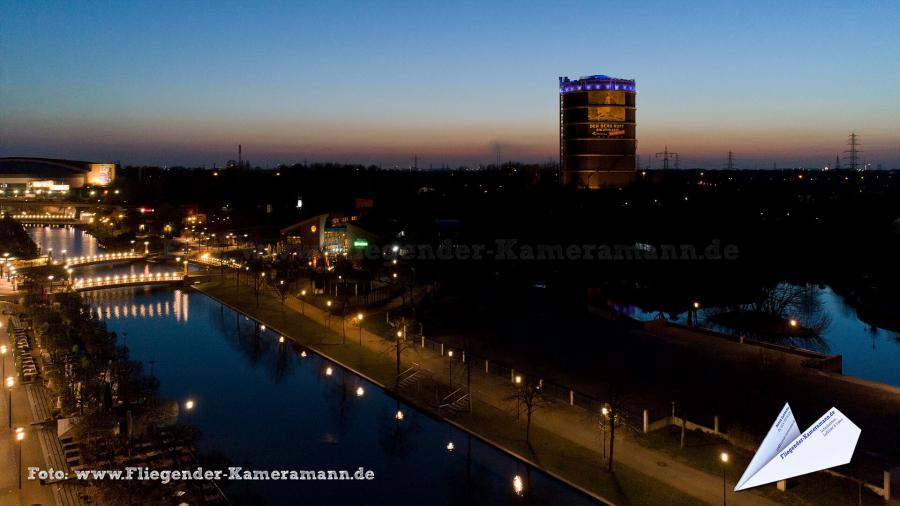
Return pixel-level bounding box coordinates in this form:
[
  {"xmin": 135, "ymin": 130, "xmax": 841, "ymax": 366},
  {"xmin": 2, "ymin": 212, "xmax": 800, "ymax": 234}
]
[{"xmin": 1, "ymin": 303, "xmax": 83, "ymax": 506}]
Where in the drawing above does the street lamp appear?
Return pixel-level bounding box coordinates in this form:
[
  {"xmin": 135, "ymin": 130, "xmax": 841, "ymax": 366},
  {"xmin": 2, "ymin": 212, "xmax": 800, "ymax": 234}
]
[
  {"xmin": 600, "ymin": 405, "xmax": 610, "ymax": 458},
  {"xmin": 447, "ymin": 350, "xmax": 454, "ymax": 387},
  {"xmin": 355, "ymin": 386, "xmax": 364, "ymax": 397},
  {"xmin": 0, "ymin": 344, "xmax": 6, "ymax": 380},
  {"xmin": 185, "ymin": 399, "xmax": 195, "ymax": 411},
  {"xmin": 356, "ymin": 313, "xmax": 364, "ymax": 344},
  {"xmin": 720, "ymin": 452, "xmax": 729, "ymax": 506},
  {"xmin": 15, "ymin": 428, "xmax": 25, "ymax": 489},
  {"xmin": 6, "ymin": 376, "xmax": 14, "ymax": 428}
]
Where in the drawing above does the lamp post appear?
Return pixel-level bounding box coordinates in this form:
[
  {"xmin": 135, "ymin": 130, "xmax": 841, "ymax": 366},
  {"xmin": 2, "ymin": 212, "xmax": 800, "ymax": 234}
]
[
  {"xmin": 514, "ymin": 374, "xmax": 523, "ymax": 419},
  {"xmin": 299, "ymin": 290, "xmax": 307, "ymax": 314},
  {"xmin": 356, "ymin": 313, "xmax": 363, "ymax": 344},
  {"xmin": 144, "ymin": 241, "xmax": 149, "ymax": 255},
  {"xmin": 0, "ymin": 345, "xmax": 6, "ymax": 381},
  {"xmin": 601, "ymin": 406, "xmax": 610, "ymax": 458},
  {"xmin": 326, "ymin": 300, "xmax": 332, "ymax": 328},
  {"xmin": 6, "ymin": 376, "xmax": 14, "ymax": 428},
  {"xmin": 16, "ymin": 428, "xmax": 25, "ymax": 489},
  {"xmin": 720, "ymin": 452, "xmax": 729, "ymax": 506},
  {"xmin": 447, "ymin": 350, "xmax": 454, "ymax": 387}
]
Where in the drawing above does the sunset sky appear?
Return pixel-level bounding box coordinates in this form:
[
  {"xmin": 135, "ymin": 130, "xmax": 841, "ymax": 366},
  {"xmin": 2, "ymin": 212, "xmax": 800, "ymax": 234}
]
[{"xmin": 2, "ymin": 1, "xmax": 899, "ymax": 168}]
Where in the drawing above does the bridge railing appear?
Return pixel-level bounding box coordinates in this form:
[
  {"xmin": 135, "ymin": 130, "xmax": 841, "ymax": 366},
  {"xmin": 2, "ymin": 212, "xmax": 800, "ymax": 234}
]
[
  {"xmin": 4, "ymin": 212, "xmax": 77, "ymax": 221},
  {"xmin": 65, "ymin": 252, "xmax": 145, "ymax": 267},
  {"xmin": 72, "ymin": 272, "xmax": 183, "ymax": 290}
]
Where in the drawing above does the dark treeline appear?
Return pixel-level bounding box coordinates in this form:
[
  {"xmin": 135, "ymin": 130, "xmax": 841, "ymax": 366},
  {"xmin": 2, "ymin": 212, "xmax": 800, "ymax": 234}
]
[
  {"xmin": 110, "ymin": 164, "xmax": 900, "ymax": 318},
  {"xmin": 0, "ymin": 215, "xmax": 39, "ymax": 258}
]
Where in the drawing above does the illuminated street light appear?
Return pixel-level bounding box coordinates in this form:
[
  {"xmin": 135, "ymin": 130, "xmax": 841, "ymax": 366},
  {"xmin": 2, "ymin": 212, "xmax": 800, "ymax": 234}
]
[
  {"xmin": 355, "ymin": 386, "xmax": 364, "ymax": 397},
  {"xmin": 6, "ymin": 376, "xmax": 15, "ymax": 428},
  {"xmin": 446, "ymin": 441, "xmax": 455, "ymax": 452},
  {"xmin": 447, "ymin": 350, "xmax": 454, "ymax": 387},
  {"xmin": 514, "ymin": 375, "xmax": 522, "ymax": 385},
  {"xmin": 789, "ymin": 319, "xmax": 798, "ymax": 328},
  {"xmin": 15, "ymin": 428, "xmax": 25, "ymax": 489},
  {"xmin": 185, "ymin": 399, "xmax": 195, "ymax": 411},
  {"xmin": 720, "ymin": 452, "xmax": 729, "ymax": 506},
  {"xmin": 395, "ymin": 410, "xmax": 404, "ymax": 421},
  {"xmin": 325, "ymin": 366, "xmax": 333, "ymax": 376}
]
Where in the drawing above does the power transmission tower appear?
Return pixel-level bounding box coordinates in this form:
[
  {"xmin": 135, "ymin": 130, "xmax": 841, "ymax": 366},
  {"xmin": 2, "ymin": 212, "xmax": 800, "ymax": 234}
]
[
  {"xmin": 655, "ymin": 146, "xmax": 679, "ymax": 170},
  {"xmin": 725, "ymin": 151, "xmax": 736, "ymax": 170},
  {"xmin": 843, "ymin": 132, "xmax": 863, "ymax": 171}
]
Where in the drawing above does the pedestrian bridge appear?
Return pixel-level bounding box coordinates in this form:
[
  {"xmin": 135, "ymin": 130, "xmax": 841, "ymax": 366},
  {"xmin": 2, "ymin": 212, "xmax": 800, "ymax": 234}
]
[
  {"xmin": 65, "ymin": 252, "xmax": 146, "ymax": 268},
  {"xmin": 6, "ymin": 212, "xmax": 81, "ymax": 225},
  {"xmin": 71, "ymin": 272, "xmax": 184, "ymax": 292}
]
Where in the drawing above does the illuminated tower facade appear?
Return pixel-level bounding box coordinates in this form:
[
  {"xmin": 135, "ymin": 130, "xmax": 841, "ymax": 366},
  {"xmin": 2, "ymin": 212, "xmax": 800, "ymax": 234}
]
[{"xmin": 559, "ymin": 75, "xmax": 636, "ymax": 188}]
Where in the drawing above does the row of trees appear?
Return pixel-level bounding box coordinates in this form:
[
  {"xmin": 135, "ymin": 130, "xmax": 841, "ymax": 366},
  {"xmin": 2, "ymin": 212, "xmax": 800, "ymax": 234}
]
[{"xmin": 20, "ymin": 290, "xmax": 206, "ymax": 503}]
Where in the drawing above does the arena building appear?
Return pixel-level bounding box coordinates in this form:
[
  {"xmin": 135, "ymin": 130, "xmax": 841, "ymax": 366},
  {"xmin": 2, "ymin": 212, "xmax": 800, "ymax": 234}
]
[{"xmin": 0, "ymin": 157, "xmax": 117, "ymax": 196}]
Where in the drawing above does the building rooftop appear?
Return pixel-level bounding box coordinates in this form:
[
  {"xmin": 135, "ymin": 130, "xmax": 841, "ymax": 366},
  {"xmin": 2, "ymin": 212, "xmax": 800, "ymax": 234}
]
[{"xmin": 559, "ymin": 75, "xmax": 636, "ymax": 94}]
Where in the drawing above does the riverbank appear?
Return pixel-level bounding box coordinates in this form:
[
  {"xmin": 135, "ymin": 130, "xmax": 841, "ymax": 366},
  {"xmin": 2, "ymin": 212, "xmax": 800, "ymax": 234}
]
[{"xmin": 194, "ymin": 277, "xmax": 794, "ymax": 506}]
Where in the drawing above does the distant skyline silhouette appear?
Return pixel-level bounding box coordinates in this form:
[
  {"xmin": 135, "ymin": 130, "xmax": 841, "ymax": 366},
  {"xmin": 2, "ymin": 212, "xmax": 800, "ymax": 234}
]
[{"xmin": 2, "ymin": 1, "xmax": 899, "ymax": 168}]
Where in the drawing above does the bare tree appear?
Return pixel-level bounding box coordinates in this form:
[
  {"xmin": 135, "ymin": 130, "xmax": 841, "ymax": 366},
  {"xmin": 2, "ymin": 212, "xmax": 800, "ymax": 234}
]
[{"xmin": 507, "ymin": 378, "xmax": 552, "ymax": 448}]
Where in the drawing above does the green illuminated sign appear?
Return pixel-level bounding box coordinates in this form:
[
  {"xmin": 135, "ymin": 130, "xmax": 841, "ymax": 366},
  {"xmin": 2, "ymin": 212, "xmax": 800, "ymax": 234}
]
[{"xmin": 352, "ymin": 239, "xmax": 369, "ymax": 248}]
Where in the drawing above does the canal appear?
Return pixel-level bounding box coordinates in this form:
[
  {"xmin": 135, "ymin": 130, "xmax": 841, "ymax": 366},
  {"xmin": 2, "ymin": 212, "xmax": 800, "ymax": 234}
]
[
  {"xmin": 82, "ymin": 287, "xmax": 597, "ymax": 505},
  {"xmin": 29, "ymin": 226, "xmax": 599, "ymax": 505}
]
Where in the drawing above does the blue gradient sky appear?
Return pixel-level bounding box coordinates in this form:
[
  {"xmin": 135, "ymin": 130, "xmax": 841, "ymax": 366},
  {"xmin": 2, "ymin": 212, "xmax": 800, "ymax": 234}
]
[{"xmin": 2, "ymin": 1, "xmax": 899, "ymax": 168}]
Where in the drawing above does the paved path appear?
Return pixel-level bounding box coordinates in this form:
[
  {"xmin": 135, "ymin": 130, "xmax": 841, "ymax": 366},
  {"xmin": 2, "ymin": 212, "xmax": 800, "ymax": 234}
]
[{"xmin": 1, "ymin": 303, "xmax": 83, "ymax": 506}]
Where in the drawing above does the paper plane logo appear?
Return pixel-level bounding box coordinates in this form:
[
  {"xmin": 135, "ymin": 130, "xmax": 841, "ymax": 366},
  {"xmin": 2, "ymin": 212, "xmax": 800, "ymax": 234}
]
[{"xmin": 735, "ymin": 403, "xmax": 861, "ymax": 491}]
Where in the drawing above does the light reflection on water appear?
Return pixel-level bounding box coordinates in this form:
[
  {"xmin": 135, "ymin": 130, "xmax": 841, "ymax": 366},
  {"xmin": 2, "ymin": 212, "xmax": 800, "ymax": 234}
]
[
  {"xmin": 84, "ymin": 287, "xmax": 599, "ymax": 506},
  {"xmin": 619, "ymin": 284, "xmax": 900, "ymax": 386}
]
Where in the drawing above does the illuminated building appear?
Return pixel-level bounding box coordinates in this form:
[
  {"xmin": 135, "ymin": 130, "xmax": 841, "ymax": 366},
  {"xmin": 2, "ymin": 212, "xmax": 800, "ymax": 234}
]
[
  {"xmin": 0, "ymin": 157, "xmax": 117, "ymax": 195},
  {"xmin": 281, "ymin": 213, "xmax": 382, "ymax": 267},
  {"xmin": 559, "ymin": 75, "xmax": 636, "ymax": 188}
]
